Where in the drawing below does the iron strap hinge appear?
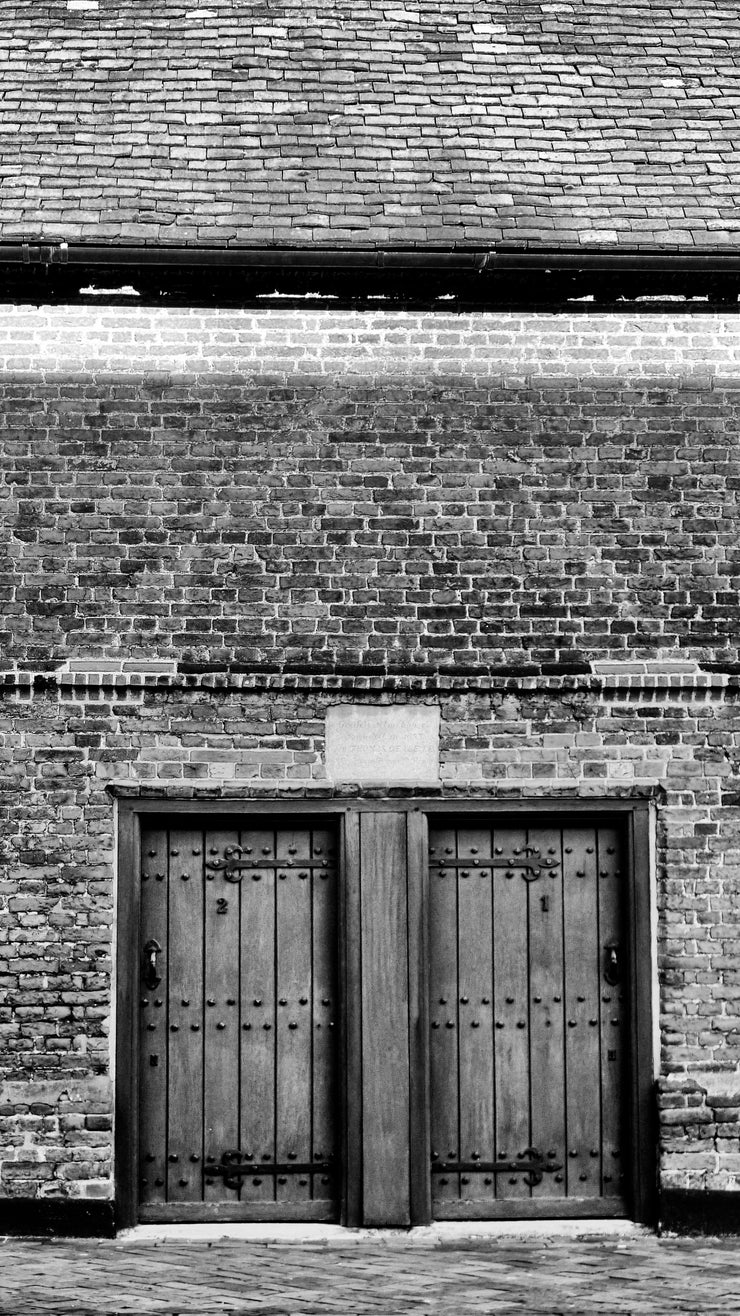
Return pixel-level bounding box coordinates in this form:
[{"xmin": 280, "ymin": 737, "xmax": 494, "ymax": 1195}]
[
  {"xmin": 432, "ymin": 1147, "xmax": 562, "ymax": 1186},
  {"xmin": 211, "ymin": 1151, "xmax": 334, "ymax": 1189},
  {"xmin": 207, "ymin": 847, "xmax": 335, "ymax": 882}
]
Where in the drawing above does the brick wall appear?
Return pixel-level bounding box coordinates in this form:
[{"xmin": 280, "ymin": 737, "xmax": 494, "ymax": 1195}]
[
  {"xmin": 1, "ymin": 308, "xmax": 739, "ymax": 1216},
  {"xmin": 1, "ymin": 309, "xmax": 739, "ymax": 673}
]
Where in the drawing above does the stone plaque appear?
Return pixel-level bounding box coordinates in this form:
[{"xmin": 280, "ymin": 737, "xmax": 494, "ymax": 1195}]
[{"xmin": 325, "ymin": 704, "xmax": 440, "ymax": 784}]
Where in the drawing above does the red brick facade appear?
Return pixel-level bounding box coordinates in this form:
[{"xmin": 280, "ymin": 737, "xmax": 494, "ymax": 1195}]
[{"xmin": 1, "ymin": 308, "xmax": 739, "ymax": 1228}]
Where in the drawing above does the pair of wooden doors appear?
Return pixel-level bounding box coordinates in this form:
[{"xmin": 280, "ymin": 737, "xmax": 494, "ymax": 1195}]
[{"xmin": 132, "ymin": 810, "xmax": 639, "ymax": 1224}]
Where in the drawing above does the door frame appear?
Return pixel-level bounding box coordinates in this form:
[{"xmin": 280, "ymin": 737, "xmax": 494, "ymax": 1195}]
[{"xmin": 115, "ymin": 796, "xmax": 656, "ymax": 1229}]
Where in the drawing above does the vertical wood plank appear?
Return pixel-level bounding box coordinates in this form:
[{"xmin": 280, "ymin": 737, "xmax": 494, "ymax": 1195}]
[
  {"xmin": 360, "ymin": 812, "xmax": 410, "ymax": 1227},
  {"xmin": 407, "ymin": 809, "xmax": 431, "ymax": 1225},
  {"xmin": 527, "ymin": 824, "xmax": 566, "ymax": 1201},
  {"xmin": 311, "ymin": 825, "xmax": 339, "ymax": 1208},
  {"xmin": 492, "ymin": 825, "xmax": 530, "ymax": 1201},
  {"xmin": 428, "ymin": 825, "xmax": 460, "ymax": 1207},
  {"xmin": 456, "ymin": 825, "xmax": 494, "ymax": 1206},
  {"xmin": 342, "ymin": 810, "xmax": 363, "ymax": 1227},
  {"xmin": 203, "ymin": 826, "xmax": 240, "ymax": 1204},
  {"xmin": 628, "ymin": 803, "xmax": 657, "ymax": 1224},
  {"xmin": 116, "ymin": 805, "xmax": 140, "ymax": 1230},
  {"xmin": 166, "ymin": 827, "xmax": 205, "ymax": 1202},
  {"xmin": 238, "ymin": 825, "xmax": 277, "ymax": 1204},
  {"xmin": 138, "ymin": 824, "xmax": 169, "ymax": 1210},
  {"xmin": 563, "ymin": 825, "xmax": 601, "ymax": 1199},
  {"xmin": 275, "ymin": 826, "xmax": 313, "ymax": 1205},
  {"xmin": 598, "ymin": 824, "xmax": 627, "ymax": 1205}
]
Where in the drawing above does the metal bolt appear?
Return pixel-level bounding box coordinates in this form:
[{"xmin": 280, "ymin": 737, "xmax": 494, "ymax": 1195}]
[
  {"xmin": 299, "ymin": 997, "xmax": 308, "ymax": 1005},
  {"xmin": 554, "ymin": 995, "xmax": 561, "ymax": 1003},
  {"xmin": 439, "ymin": 997, "xmax": 447, "ymax": 1005},
  {"xmin": 289, "ymin": 1022, "xmax": 298, "ymax": 1030},
  {"xmin": 170, "ymin": 1024, "xmax": 179, "ymax": 1032},
  {"xmin": 147, "ymin": 1024, "xmax": 156, "ymax": 1031},
  {"xmin": 471, "ymin": 1021, "xmax": 480, "ymax": 1028},
  {"xmin": 568, "ymin": 1020, "xmax": 577, "ymax": 1027},
  {"xmin": 254, "ymin": 999, "xmax": 262, "ymax": 1007},
  {"xmin": 216, "ymin": 1022, "xmax": 225, "ymax": 1030},
  {"xmin": 516, "ymin": 1021, "xmax": 526, "ymax": 1029},
  {"xmin": 432, "ymin": 1022, "xmax": 439, "ymax": 1029},
  {"xmin": 178, "ymin": 1177, "xmax": 188, "ymax": 1187},
  {"xmin": 322, "ymin": 999, "xmax": 331, "ymax": 1006},
  {"xmin": 190, "ymin": 1155, "xmax": 200, "ymax": 1162},
  {"xmin": 533, "ymin": 996, "xmax": 542, "ymax": 1003},
  {"xmin": 207, "ymin": 999, "xmax": 215, "ymax": 1006},
  {"xmin": 460, "ymin": 996, "xmax": 469, "ymax": 1004},
  {"xmin": 191, "ymin": 1024, "xmax": 200, "ymax": 1031},
  {"xmin": 579, "ymin": 1173, "xmax": 588, "ymax": 1181},
  {"xmin": 181, "ymin": 999, "xmax": 190, "ymax": 1007},
  {"xmin": 181, "ymin": 873, "xmax": 189, "ymax": 881},
  {"xmin": 243, "ymin": 1023, "xmax": 251, "ymax": 1030},
  {"xmin": 482, "ymin": 997, "xmax": 490, "ymax": 1005},
  {"xmin": 577, "ymin": 995, "xmax": 585, "ymax": 1003},
  {"xmin": 168, "ymin": 1154, "xmax": 178, "ymax": 1162},
  {"xmin": 506, "ymin": 996, "xmax": 514, "ymax": 1004},
  {"xmin": 263, "ymin": 1023, "xmax": 272, "ymax": 1030},
  {"xmin": 279, "ymin": 998, "xmax": 287, "ymax": 1006},
  {"xmin": 446, "ymin": 1021, "xmax": 455, "ymax": 1029},
  {"xmin": 227, "ymin": 998, "xmax": 235, "ymax": 1006}
]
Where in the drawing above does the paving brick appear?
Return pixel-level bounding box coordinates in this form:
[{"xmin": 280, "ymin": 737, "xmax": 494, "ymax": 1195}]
[{"xmin": 1, "ymin": 1233, "xmax": 740, "ymax": 1315}]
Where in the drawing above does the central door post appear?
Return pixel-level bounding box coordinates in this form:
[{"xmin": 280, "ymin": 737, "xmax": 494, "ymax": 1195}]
[{"xmin": 343, "ymin": 807, "xmax": 429, "ymax": 1228}]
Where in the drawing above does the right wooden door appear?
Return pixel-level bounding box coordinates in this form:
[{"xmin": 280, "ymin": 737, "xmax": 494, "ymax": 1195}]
[{"xmin": 428, "ymin": 817, "xmax": 629, "ymax": 1218}]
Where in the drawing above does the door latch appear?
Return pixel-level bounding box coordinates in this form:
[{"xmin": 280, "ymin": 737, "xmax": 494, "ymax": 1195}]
[
  {"xmin": 604, "ymin": 943, "xmax": 621, "ymax": 985},
  {"xmin": 143, "ymin": 938, "xmax": 162, "ymax": 990}
]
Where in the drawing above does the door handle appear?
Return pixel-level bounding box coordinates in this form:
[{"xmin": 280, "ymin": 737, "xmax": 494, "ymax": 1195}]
[
  {"xmin": 604, "ymin": 943, "xmax": 621, "ymax": 986},
  {"xmin": 143, "ymin": 938, "xmax": 162, "ymax": 989}
]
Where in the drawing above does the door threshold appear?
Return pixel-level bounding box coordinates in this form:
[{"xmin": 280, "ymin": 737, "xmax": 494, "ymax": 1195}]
[{"xmin": 118, "ymin": 1219, "xmax": 648, "ymax": 1244}]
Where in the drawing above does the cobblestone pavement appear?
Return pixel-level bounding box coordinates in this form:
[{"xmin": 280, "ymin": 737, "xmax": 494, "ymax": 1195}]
[{"xmin": 2, "ymin": 1228, "xmax": 740, "ymax": 1316}]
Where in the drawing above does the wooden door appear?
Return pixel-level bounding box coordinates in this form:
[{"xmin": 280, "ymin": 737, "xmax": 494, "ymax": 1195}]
[
  {"xmin": 428, "ymin": 818, "xmax": 629, "ymax": 1219},
  {"xmin": 137, "ymin": 819, "xmax": 340, "ymax": 1222}
]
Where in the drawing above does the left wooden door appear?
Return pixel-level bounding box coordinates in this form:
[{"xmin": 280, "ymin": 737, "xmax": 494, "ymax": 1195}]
[{"xmin": 137, "ymin": 819, "xmax": 340, "ymax": 1222}]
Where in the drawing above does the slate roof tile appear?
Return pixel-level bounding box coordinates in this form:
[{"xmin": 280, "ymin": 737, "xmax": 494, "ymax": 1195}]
[{"xmin": 1, "ymin": 0, "xmax": 738, "ymax": 248}]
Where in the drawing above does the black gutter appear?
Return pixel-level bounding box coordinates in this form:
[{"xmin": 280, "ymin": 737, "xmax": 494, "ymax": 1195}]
[
  {"xmin": 3, "ymin": 241, "xmax": 740, "ymax": 272},
  {"xmin": 3, "ymin": 242, "xmax": 740, "ymax": 309}
]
